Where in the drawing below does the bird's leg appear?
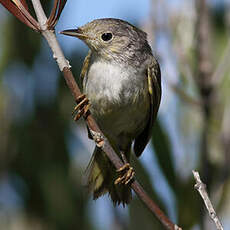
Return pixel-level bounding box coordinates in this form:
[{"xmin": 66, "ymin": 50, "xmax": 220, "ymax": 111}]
[
  {"xmin": 114, "ymin": 151, "xmax": 135, "ymax": 185},
  {"xmin": 72, "ymin": 94, "xmax": 90, "ymax": 122}
]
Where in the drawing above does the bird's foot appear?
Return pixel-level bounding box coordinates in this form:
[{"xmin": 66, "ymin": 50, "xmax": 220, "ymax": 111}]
[
  {"xmin": 72, "ymin": 94, "xmax": 90, "ymax": 122},
  {"xmin": 114, "ymin": 163, "xmax": 135, "ymax": 185}
]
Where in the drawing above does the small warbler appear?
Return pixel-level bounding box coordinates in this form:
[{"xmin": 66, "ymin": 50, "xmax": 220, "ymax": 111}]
[{"xmin": 61, "ymin": 18, "xmax": 161, "ymax": 206}]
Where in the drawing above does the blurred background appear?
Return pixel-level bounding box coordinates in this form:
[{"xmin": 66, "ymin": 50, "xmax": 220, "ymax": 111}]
[{"xmin": 0, "ymin": 0, "xmax": 230, "ymax": 229}]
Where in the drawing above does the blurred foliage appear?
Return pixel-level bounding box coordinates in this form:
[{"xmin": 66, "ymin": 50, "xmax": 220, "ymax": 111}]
[
  {"xmin": 1, "ymin": 17, "xmax": 41, "ymax": 71},
  {"xmin": 1, "ymin": 0, "xmax": 230, "ymax": 230},
  {"xmin": 152, "ymin": 120, "xmax": 176, "ymax": 193},
  {"xmin": 129, "ymin": 156, "xmax": 167, "ymax": 229}
]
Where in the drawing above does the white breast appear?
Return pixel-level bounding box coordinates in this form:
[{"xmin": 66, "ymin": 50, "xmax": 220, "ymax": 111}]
[
  {"xmin": 83, "ymin": 59, "xmax": 149, "ymax": 142},
  {"xmin": 85, "ymin": 61, "xmax": 132, "ymax": 102}
]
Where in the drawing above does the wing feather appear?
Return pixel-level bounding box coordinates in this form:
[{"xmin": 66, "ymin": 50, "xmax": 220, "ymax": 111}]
[
  {"xmin": 80, "ymin": 50, "xmax": 92, "ymax": 87},
  {"xmin": 80, "ymin": 51, "xmax": 93, "ymax": 139},
  {"xmin": 134, "ymin": 58, "xmax": 161, "ymax": 157}
]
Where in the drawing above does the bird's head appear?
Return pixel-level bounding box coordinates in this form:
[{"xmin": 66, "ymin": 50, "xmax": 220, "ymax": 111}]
[{"xmin": 61, "ymin": 18, "xmax": 150, "ymax": 62}]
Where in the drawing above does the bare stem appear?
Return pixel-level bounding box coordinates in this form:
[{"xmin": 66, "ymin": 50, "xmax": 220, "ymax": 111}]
[
  {"xmin": 31, "ymin": 0, "xmax": 47, "ymax": 26},
  {"xmin": 30, "ymin": 0, "xmax": 182, "ymax": 229},
  {"xmin": 192, "ymin": 171, "xmax": 224, "ymax": 230}
]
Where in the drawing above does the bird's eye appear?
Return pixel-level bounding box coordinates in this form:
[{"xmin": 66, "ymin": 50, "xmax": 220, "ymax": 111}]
[{"xmin": 101, "ymin": 33, "xmax": 113, "ymax": 41}]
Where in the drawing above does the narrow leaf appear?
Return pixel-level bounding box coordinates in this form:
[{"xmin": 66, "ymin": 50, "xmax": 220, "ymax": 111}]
[
  {"xmin": 0, "ymin": 0, "xmax": 39, "ymax": 31},
  {"xmin": 56, "ymin": 0, "xmax": 67, "ymax": 19},
  {"xmin": 20, "ymin": 0, "xmax": 28, "ymax": 10},
  {"xmin": 47, "ymin": 0, "xmax": 58, "ymax": 27},
  {"xmin": 47, "ymin": 0, "xmax": 67, "ymax": 29},
  {"xmin": 10, "ymin": 0, "xmax": 29, "ymax": 9},
  {"xmin": 11, "ymin": 0, "xmax": 39, "ymax": 30}
]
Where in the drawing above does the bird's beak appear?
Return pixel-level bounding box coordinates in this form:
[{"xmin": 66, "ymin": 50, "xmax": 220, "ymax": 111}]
[{"xmin": 60, "ymin": 28, "xmax": 89, "ymax": 40}]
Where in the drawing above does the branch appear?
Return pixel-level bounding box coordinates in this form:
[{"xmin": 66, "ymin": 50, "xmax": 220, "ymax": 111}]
[
  {"xmin": 2, "ymin": 1, "xmax": 182, "ymax": 229},
  {"xmin": 192, "ymin": 171, "xmax": 224, "ymax": 230}
]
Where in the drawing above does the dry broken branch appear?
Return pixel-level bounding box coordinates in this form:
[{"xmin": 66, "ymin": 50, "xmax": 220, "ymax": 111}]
[{"xmin": 193, "ymin": 170, "xmax": 224, "ymax": 230}]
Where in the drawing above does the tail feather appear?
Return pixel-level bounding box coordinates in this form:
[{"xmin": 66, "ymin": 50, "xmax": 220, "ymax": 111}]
[{"xmin": 86, "ymin": 147, "xmax": 132, "ymax": 205}]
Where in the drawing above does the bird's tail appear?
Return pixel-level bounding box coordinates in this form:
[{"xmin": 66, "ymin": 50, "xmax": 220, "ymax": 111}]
[{"xmin": 85, "ymin": 147, "xmax": 131, "ymax": 206}]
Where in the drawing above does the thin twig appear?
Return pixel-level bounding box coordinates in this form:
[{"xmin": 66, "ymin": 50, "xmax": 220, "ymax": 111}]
[
  {"xmin": 29, "ymin": 1, "xmax": 182, "ymax": 229},
  {"xmin": 192, "ymin": 170, "xmax": 224, "ymax": 230}
]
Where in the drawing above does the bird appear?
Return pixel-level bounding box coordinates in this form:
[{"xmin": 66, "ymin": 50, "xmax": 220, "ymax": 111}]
[{"xmin": 61, "ymin": 18, "xmax": 161, "ymax": 206}]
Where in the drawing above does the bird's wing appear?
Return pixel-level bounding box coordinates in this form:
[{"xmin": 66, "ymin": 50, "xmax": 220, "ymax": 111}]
[
  {"xmin": 80, "ymin": 50, "xmax": 93, "ymax": 139},
  {"xmin": 134, "ymin": 57, "xmax": 162, "ymax": 157},
  {"xmin": 80, "ymin": 50, "xmax": 92, "ymax": 87}
]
